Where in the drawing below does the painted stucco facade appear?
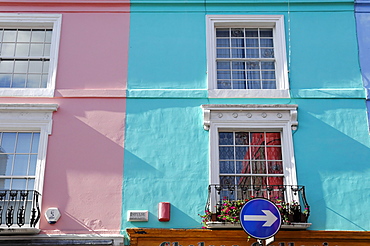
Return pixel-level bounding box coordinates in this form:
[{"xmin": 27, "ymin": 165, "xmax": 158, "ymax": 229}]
[
  {"xmin": 123, "ymin": 0, "xmax": 370, "ymax": 243},
  {"xmin": 356, "ymin": 0, "xmax": 370, "ymax": 126},
  {"xmin": 0, "ymin": 1, "xmax": 129, "ymax": 245}
]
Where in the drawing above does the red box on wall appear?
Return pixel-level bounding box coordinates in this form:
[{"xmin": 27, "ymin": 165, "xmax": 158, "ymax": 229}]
[{"xmin": 158, "ymin": 202, "xmax": 171, "ymax": 222}]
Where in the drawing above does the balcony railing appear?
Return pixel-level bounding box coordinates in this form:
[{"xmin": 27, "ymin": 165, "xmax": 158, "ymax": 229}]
[
  {"xmin": 205, "ymin": 184, "xmax": 310, "ymax": 225},
  {"xmin": 0, "ymin": 190, "xmax": 41, "ymax": 228}
]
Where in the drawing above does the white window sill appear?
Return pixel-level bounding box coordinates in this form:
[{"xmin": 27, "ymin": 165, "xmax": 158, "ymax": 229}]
[
  {"xmin": 205, "ymin": 222, "xmax": 311, "ymax": 230},
  {"xmin": 0, "ymin": 227, "xmax": 40, "ymax": 235},
  {"xmin": 0, "ymin": 88, "xmax": 55, "ymax": 97},
  {"xmin": 208, "ymin": 89, "xmax": 290, "ymax": 98}
]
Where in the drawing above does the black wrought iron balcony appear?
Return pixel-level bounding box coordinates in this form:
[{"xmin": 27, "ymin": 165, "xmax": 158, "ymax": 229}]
[
  {"xmin": 0, "ymin": 190, "xmax": 41, "ymax": 228},
  {"xmin": 204, "ymin": 184, "xmax": 310, "ymax": 225}
]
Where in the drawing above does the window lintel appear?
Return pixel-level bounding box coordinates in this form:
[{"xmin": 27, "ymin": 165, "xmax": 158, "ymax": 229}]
[{"xmin": 201, "ymin": 104, "xmax": 298, "ymax": 130}]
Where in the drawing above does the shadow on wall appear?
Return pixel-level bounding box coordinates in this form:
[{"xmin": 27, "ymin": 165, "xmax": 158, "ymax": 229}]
[
  {"xmin": 294, "ymin": 101, "xmax": 370, "ymax": 231},
  {"xmin": 40, "ymin": 99, "xmax": 125, "ymax": 234},
  {"xmin": 122, "ymin": 149, "xmax": 207, "ymax": 229}
]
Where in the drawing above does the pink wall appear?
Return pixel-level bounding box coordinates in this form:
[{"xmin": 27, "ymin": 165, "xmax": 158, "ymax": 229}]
[{"xmin": 0, "ymin": 3, "xmax": 129, "ymax": 235}]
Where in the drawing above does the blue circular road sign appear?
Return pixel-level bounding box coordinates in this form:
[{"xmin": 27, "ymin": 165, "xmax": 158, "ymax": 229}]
[{"xmin": 239, "ymin": 198, "xmax": 282, "ymax": 239}]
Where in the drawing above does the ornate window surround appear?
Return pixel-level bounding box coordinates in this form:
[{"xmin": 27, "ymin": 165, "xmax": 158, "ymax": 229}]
[
  {"xmin": 0, "ymin": 103, "xmax": 58, "ymax": 232},
  {"xmin": 0, "ymin": 14, "xmax": 62, "ymax": 97},
  {"xmin": 201, "ymin": 104, "xmax": 298, "ymax": 196},
  {"xmin": 206, "ymin": 15, "xmax": 289, "ymax": 98}
]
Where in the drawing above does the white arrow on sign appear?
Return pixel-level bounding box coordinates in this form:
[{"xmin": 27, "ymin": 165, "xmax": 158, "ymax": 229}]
[{"xmin": 243, "ymin": 210, "xmax": 278, "ymax": 227}]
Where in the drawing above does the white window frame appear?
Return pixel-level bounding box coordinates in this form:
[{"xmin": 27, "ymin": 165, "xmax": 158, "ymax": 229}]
[
  {"xmin": 0, "ymin": 14, "xmax": 62, "ymax": 97},
  {"xmin": 202, "ymin": 104, "xmax": 298, "ymax": 210},
  {"xmin": 206, "ymin": 15, "xmax": 289, "ymax": 98},
  {"xmin": 0, "ymin": 103, "xmax": 57, "ymax": 201}
]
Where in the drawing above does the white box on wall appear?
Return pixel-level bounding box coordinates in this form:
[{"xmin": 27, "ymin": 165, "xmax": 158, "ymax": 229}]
[{"xmin": 127, "ymin": 210, "xmax": 149, "ymax": 221}]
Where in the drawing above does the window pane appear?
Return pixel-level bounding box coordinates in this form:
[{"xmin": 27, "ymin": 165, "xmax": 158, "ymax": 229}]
[
  {"xmin": 232, "ymin": 62, "xmax": 245, "ymax": 70},
  {"xmin": 216, "ymin": 28, "xmax": 229, "ymax": 37},
  {"xmin": 261, "ymin": 48, "xmax": 274, "ymax": 58},
  {"xmin": 236, "ymin": 161, "xmax": 247, "ymax": 174},
  {"xmin": 262, "ymin": 71, "xmax": 276, "ymax": 80},
  {"xmin": 41, "ymin": 75, "xmax": 48, "ymax": 88},
  {"xmin": 0, "ymin": 60, "xmax": 14, "ymax": 73},
  {"xmin": 232, "ymin": 71, "xmax": 245, "ymax": 80},
  {"xmin": 17, "ymin": 30, "xmax": 31, "ymax": 42},
  {"xmin": 45, "ymin": 30, "xmax": 52, "ymax": 42},
  {"xmin": 238, "ymin": 176, "xmax": 252, "ymax": 187},
  {"xmin": 231, "ymin": 49, "xmax": 245, "ymax": 58},
  {"xmin": 231, "ymin": 28, "xmax": 244, "ymax": 37},
  {"xmin": 27, "ymin": 74, "xmax": 41, "ymax": 88},
  {"xmin": 31, "ymin": 30, "xmax": 45, "ymax": 42},
  {"xmin": 13, "ymin": 154, "xmax": 28, "ymax": 176},
  {"xmin": 14, "ymin": 60, "xmax": 28, "ymax": 73},
  {"xmin": 232, "ymin": 80, "xmax": 246, "ymax": 89},
  {"xmin": 245, "ymin": 29, "xmax": 258, "ymax": 37},
  {"xmin": 217, "ymin": 38, "xmax": 229, "ymax": 47},
  {"xmin": 246, "ymin": 49, "xmax": 259, "ymax": 58},
  {"xmin": 30, "ymin": 43, "xmax": 44, "ymax": 56},
  {"xmin": 235, "ymin": 147, "xmax": 248, "ymax": 160},
  {"xmin": 220, "ymin": 161, "xmax": 235, "ymax": 174},
  {"xmin": 251, "ymin": 132, "xmax": 264, "ymax": 144},
  {"xmin": 1, "ymin": 43, "xmax": 15, "ymax": 56},
  {"xmin": 219, "ymin": 146, "xmax": 234, "ymax": 159},
  {"xmin": 12, "ymin": 74, "xmax": 26, "ymax": 88},
  {"xmin": 217, "ymin": 61, "xmax": 230, "ymax": 70},
  {"xmin": 2, "ymin": 154, "xmax": 13, "ymax": 176},
  {"xmin": 27, "ymin": 178, "xmax": 35, "ymax": 190},
  {"xmin": 220, "ymin": 176, "xmax": 236, "ymax": 186},
  {"xmin": 43, "ymin": 61, "xmax": 49, "ymax": 72},
  {"xmin": 219, "ymin": 132, "xmax": 233, "ymax": 145},
  {"xmin": 262, "ymin": 81, "xmax": 276, "ymax": 89},
  {"xmin": 268, "ymin": 161, "xmax": 283, "ymax": 174},
  {"xmin": 12, "ymin": 178, "xmax": 27, "ymax": 190},
  {"xmin": 261, "ymin": 62, "xmax": 275, "ymax": 69},
  {"xmin": 266, "ymin": 147, "xmax": 282, "ymax": 160},
  {"xmin": 1, "ymin": 133, "xmax": 16, "ymax": 153},
  {"xmin": 217, "ymin": 70, "xmax": 231, "ymax": 80},
  {"xmin": 268, "ymin": 176, "xmax": 283, "ymax": 186},
  {"xmin": 246, "ymin": 38, "xmax": 258, "ymax": 47},
  {"xmin": 247, "ymin": 71, "xmax": 260, "ymax": 80},
  {"xmin": 260, "ymin": 28, "xmax": 273, "ymax": 37},
  {"xmin": 247, "ymin": 80, "xmax": 261, "ymax": 89},
  {"xmin": 0, "ymin": 178, "xmax": 11, "ymax": 189},
  {"xmin": 44, "ymin": 43, "xmax": 51, "ymax": 56},
  {"xmin": 216, "ymin": 48, "xmax": 230, "ymax": 58},
  {"xmin": 252, "ymin": 176, "xmax": 267, "ymax": 186},
  {"xmin": 31, "ymin": 133, "xmax": 40, "ymax": 153},
  {"xmin": 266, "ymin": 132, "xmax": 281, "ymax": 144},
  {"xmin": 217, "ymin": 80, "xmax": 231, "ymax": 89},
  {"xmin": 29, "ymin": 61, "xmax": 43, "ymax": 73},
  {"xmin": 247, "ymin": 61, "xmax": 260, "ymax": 70},
  {"xmin": 16, "ymin": 133, "xmax": 32, "ymax": 153},
  {"xmin": 231, "ymin": 38, "xmax": 244, "ymax": 47},
  {"xmin": 235, "ymin": 132, "xmax": 249, "ymax": 145},
  {"xmin": 260, "ymin": 38, "xmax": 273, "ymax": 47},
  {"xmin": 3, "ymin": 30, "xmax": 16, "ymax": 42},
  {"xmin": 28, "ymin": 155, "xmax": 37, "ymax": 176},
  {"xmin": 15, "ymin": 43, "xmax": 30, "ymax": 56}
]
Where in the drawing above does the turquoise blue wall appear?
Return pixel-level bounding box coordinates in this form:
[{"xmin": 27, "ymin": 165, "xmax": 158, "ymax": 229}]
[
  {"xmin": 355, "ymin": 0, "xmax": 370, "ymax": 125},
  {"xmin": 123, "ymin": 0, "xmax": 370, "ymax": 232}
]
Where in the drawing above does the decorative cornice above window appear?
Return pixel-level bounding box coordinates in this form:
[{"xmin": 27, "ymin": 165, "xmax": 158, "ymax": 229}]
[
  {"xmin": 201, "ymin": 104, "xmax": 298, "ymax": 130},
  {"xmin": 0, "ymin": 103, "xmax": 58, "ymax": 134}
]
